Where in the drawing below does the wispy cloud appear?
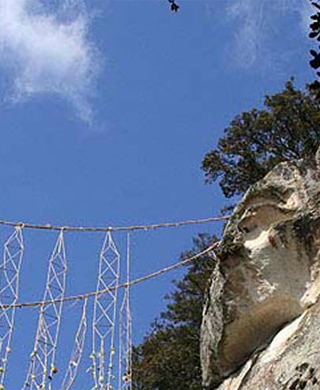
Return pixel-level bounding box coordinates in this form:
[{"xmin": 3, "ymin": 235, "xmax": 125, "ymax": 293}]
[
  {"xmin": 0, "ymin": 0, "xmax": 99, "ymax": 123},
  {"xmin": 224, "ymin": 0, "xmax": 313, "ymax": 69}
]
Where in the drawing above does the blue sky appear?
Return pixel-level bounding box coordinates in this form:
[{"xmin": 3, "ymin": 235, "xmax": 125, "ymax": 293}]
[{"xmin": 0, "ymin": 0, "xmax": 316, "ymax": 388}]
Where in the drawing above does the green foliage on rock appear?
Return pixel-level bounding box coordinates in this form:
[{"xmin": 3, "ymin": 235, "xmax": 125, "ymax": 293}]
[
  {"xmin": 309, "ymin": 0, "xmax": 320, "ymax": 97},
  {"xmin": 132, "ymin": 234, "xmax": 217, "ymax": 390},
  {"xmin": 202, "ymin": 81, "xmax": 320, "ymax": 198}
]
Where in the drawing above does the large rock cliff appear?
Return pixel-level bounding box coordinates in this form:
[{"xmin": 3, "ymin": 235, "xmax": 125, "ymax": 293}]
[{"xmin": 201, "ymin": 154, "xmax": 320, "ymax": 389}]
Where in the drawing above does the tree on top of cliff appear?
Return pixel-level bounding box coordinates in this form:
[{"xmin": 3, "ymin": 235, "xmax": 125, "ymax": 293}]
[
  {"xmin": 309, "ymin": 0, "xmax": 320, "ymax": 97},
  {"xmin": 202, "ymin": 81, "xmax": 320, "ymax": 199},
  {"xmin": 132, "ymin": 234, "xmax": 217, "ymax": 390}
]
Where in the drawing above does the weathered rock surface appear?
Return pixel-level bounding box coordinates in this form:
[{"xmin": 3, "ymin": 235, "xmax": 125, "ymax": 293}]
[
  {"xmin": 216, "ymin": 301, "xmax": 320, "ymax": 390},
  {"xmin": 201, "ymin": 156, "xmax": 320, "ymax": 389}
]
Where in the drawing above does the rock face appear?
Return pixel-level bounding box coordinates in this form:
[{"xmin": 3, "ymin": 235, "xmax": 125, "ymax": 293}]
[
  {"xmin": 215, "ymin": 302, "xmax": 320, "ymax": 390},
  {"xmin": 201, "ymin": 156, "xmax": 320, "ymax": 389}
]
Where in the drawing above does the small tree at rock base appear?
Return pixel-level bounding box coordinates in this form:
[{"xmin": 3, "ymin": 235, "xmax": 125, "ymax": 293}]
[{"xmin": 132, "ymin": 234, "xmax": 217, "ymax": 390}]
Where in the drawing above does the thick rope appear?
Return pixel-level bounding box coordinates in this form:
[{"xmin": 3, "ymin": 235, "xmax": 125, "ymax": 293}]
[
  {"xmin": 6, "ymin": 242, "xmax": 219, "ymax": 310},
  {"xmin": 0, "ymin": 216, "xmax": 229, "ymax": 233}
]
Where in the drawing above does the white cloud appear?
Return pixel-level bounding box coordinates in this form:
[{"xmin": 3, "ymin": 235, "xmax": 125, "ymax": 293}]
[
  {"xmin": 0, "ymin": 0, "xmax": 99, "ymax": 123},
  {"xmin": 225, "ymin": 0, "xmax": 313, "ymax": 69}
]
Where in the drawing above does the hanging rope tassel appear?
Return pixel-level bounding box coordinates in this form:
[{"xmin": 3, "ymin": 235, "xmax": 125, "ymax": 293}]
[
  {"xmin": 61, "ymin": 298, "xmax": 88, "ymax": 390},
  {"xmin": 23, "ymin": 230, "xmax": 67, "ymax": 390},
  {"xmin": 91, "ymin": 232, "xmax": 120, "ymax": 390},
  {"xmin": 0, "ymin": 227, "xmax": 24, "ymax": 390},
  {"xmin": 118, "ymin": 233, "xmax": 133, "ymax": 390}
]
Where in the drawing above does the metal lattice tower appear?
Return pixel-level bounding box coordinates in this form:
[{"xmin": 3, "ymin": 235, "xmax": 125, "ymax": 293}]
[
  {"xmin": 0, "ymin": 227, "xmax": 24, "ymax": 389},
  {"xmin": 91, "ymin": 232, "xmax": 120, "ymax": 390},
  {"xmin": 118, "ymin": 234, "xmax": 132, "ymax": 390},
  {"xmin": 23, "ymin": 231, "xmax": 67, "ymax": 390},
  {"xmin": 61, "ymin": 298, "xmax": 88, "ymax": 390}
]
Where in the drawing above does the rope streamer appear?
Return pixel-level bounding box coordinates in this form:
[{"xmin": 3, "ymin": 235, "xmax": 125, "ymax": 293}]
[
  {"xmin": 23, "ymin": 231, "xmax": 67, "ymax": 390},
  {"xmin": 118, "ymin": 234, "xmax": 132, "ymax": 390},
  {"xmin": 61, "ymin": 298, "xmax": 88, "ymax": 390},
  {"xmin": 0, "ymin": 227, "xmax": 24, "ymax": 389},
  {"xmin": 91, "ymin": 232, "xmax": 120, "ymax": 390}
]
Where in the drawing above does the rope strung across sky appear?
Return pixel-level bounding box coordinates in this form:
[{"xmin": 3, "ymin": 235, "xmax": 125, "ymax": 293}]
[
  {"xmin": 0, "ymin": 215, "xmax": 230, "ymax": 233},
  {"xmin": 6, "ymin": 241, "xmax": 219, "ymax": 310},
  {"xmin": 0, "ymin": 215, "xmax": 224, "ymax": 390}
]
